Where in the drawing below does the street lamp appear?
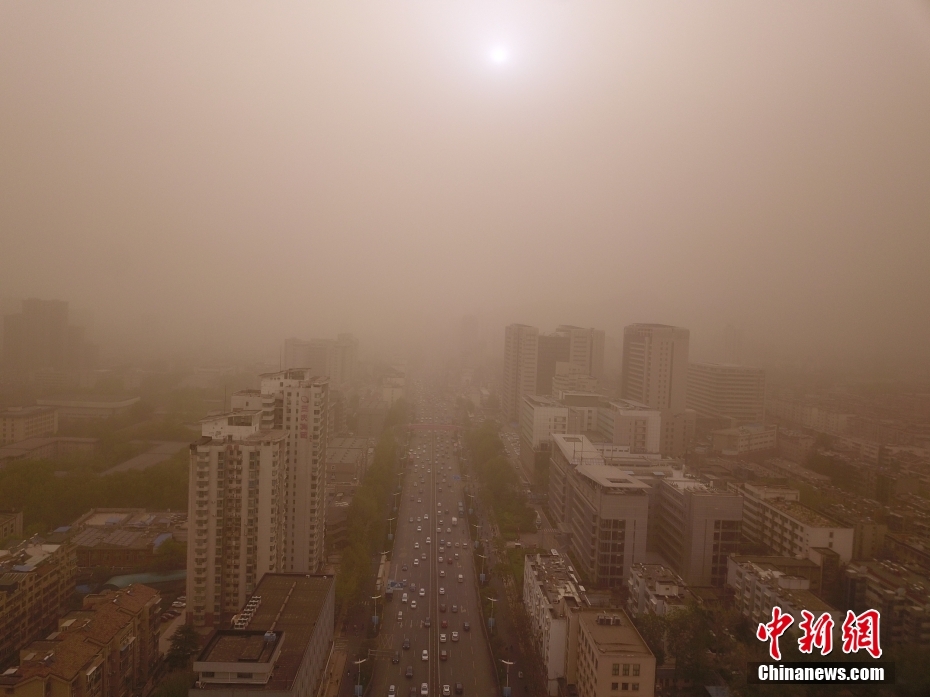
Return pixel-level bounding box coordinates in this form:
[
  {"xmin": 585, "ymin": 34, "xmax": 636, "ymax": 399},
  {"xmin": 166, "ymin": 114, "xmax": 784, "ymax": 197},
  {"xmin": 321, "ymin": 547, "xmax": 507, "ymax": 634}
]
[
  {"xmin": 500, "ymin": 659, "xmax": 514, "ymax": 696},
  {"xmin": 476, "ymin": 553, "xmax": 487, "ymax": 580},
  {"xmin": 387, "ymin": 517, "xmax": 396, "ymax": 541},
  {"xmin": 354, "ymin": 658, "xmax": 367, "ymax": 697}
]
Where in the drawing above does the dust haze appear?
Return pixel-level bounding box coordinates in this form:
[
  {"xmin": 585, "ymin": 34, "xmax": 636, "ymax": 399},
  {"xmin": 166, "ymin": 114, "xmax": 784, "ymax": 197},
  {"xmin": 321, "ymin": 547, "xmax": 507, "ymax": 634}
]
[{"xmin": 2, "ymin": 1, "xmax": 929, "ymax": 369}]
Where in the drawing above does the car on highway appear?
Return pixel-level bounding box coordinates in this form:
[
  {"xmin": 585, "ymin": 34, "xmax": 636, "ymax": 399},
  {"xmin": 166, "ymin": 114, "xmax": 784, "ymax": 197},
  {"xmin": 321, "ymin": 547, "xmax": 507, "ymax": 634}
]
[
  {"xmin": 451, "ymin": 605, "xmax": 458, "ymax": 613},
  {"xmin": 455, "ymin": 684, "xmax": 463, "ymax": 695},
  {"xmin": 403, "ymin": 638, "xmax": 410, "ymax": 649},
  {"xmin": 409, "ymin": 517, "xmax": 413, "ymax": 523},
  {"xmin": 402, "ymin": 564, "xmax": 408, "ymax": 571},
  {"xmin": 389, "ymin": 686, "xmax": 396, "ymax": 695},
  {"xmin": 439, "ymin": 603, "xmax": 447, "ymax": 612},
  {"xmin": 439, "ymin": 570, "xmax": 445, "ymax": 577},
  {"xmin": 442, "ymin": 686, "xmax": 451, "ymax": 697},
  {"xmin": 438, "ymin": 556, "xmax": 443, "ymax": 563},
  {"xmin": 410, "ymin": 600, "xmax": 417, "ymax": 609},
  {"xmin": 439, "ymin": 633, "xmax": 446, "ymax": 643},
  {"xmin": 420, "ymin": 684, "xmax": 429, "ymax": 696},
  {"xmin": 392, "ymin": 651, "xmax": 400, "ymax": 664},
  {"xmin": 421, "ymin": 650, "xmax": 428, "ymax": 661},
  {"xmin": 441, "ymin": 619, "xmax": 448, "ymax": 628},
  {"xmin": 426, "ymin": 538, "xmax": 431, "ymax": 544},
  {"xmin": 421, "ymin": 553, "xmax": 427, "ymax": 559},
  {"xmin": 451, "ymin": 632, "xmax": 459, "ymax": 642},
  {"xmin": 414, "ymin": 542, "xmax": 420, "ymax": 549},
  {"xmin": 439, "ymin": 587, "xmax": 445, "ymax": 595},
  {"xmin": 440, "ymin": 650, "xmax": 448, "ymax": 661},
  {"xmin": 417, "ymin": 526, "xmax": 422, "ymax": 532},
  {"xmin": 419, "ymin": 588, "xmax": 425, "ymax": 596},
  {"xmin": 424, "ymin": 617, "xmax": 431, "ymax": 627},
  {"xmin": 457, "ymin": 574, "xmax": 463, "ymax": 583},
  {"xmin": 447, "ymin": 557, "xmax": 453, "ymax": 565},
  {"xmin": 405, "ymin": 666, "xmax": 413, "ymax": 678},
  {"xmin": 413, "ymin": 559, "xmax": 419, "ymax": 566}
]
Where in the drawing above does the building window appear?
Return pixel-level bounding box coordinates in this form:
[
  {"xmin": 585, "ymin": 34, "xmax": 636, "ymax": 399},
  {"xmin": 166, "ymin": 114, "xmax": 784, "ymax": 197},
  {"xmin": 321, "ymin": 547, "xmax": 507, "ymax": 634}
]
[
  {"xmin": 623, "ymin": 664, "xmax": 630, "ymax": 676},
  {"xmin": 612, "ymin": 664, "xmax": 620, "ymax": 676},
  {"xmin": 611, "ymin": 683, "xmax": 619, "ymax": 691},
  {"xmin": 622, "ymin": 684, "xmax": 629, "ymax": 691},
  {"xmin": 632, "ymin": 684, "xmax": 639, "ymax": 692}
]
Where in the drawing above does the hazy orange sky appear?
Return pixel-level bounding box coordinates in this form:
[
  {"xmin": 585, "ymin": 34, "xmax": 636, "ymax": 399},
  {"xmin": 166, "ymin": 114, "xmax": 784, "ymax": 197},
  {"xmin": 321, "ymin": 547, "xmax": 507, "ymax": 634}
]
[{"xmin": 2, "ymin": 2, "xmax": 929, "ymax": 368}]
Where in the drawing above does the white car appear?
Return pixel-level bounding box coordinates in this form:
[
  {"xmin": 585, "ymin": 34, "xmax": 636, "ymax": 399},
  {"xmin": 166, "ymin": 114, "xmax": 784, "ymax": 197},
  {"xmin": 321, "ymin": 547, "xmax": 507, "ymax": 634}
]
[
  {"xmin": 389, "ymin": 686, "xmax": 396, "ymax": 696},
  {"xmin": 439, "ymin": 570, "xmax": 445, "ymax": 577},
  {"xmin": 417, "ymin": 517, "xmax": 422, "ymax": 522},
  {"xmin": 451, "ymin": 632, "xmax": 459, "ymax": 642},
  {"xmin": 409, "ymin": 517, "xmax": 414, "ymax": 523},
  {"xmin": 417, "ymin": 526, "xmax": 422, "ymax": 532},
  {"xmin": 419, "ymin": 588, "xmax": 426, "ymax": 597},
  {"xmin": 415, "ymin": 542, "xmax": 420, "ymax": 549},
  {"xmin": 421, "ymin": 684, "xmax": 429, "ymax": 696},
  {"xmin": 424, "ymin": 514, "xmax": 429, "ymax": 520},
  {"xmin": 439, "ymin": 633, "xmax": 447, "ymax": 643},
  {"xmin": 413, "ymin": 559, "xmax": 419, "ymax": 566},
  {"xmin": 426, "ymin": 537, "xmax": 431, "ymax": 545},
  {"xmin": 421, "ymin": 650, "xmax": 429, "ymax": 661},
  {"xmin": 438, "ymin": 556, "xmax": 444, "ymax": 563},
  {"xmin": 421, "ymin": 553, "xmax": 427, "ymax": 560},
  {"xmin": 410, "ymin": 600, "xmax": 417, "ymax": 609},
  {"xmin": 439, "ymin": 587, "xmax": 445, "ymax": 595}
]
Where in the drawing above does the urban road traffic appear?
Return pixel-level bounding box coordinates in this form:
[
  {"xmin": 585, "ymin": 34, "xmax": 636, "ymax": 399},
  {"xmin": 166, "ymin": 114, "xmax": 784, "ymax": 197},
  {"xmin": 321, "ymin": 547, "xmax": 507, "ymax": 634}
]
[{"xmin": 368, "ymin": 400, "xmax": 497, "ymax": 697}]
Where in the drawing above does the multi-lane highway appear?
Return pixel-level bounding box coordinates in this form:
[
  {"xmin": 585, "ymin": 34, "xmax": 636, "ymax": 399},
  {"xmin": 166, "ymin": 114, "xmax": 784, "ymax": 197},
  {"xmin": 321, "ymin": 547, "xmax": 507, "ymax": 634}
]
[{"xmin": 368, "ymin": 396, "xmax": 497, "ymax": 697}]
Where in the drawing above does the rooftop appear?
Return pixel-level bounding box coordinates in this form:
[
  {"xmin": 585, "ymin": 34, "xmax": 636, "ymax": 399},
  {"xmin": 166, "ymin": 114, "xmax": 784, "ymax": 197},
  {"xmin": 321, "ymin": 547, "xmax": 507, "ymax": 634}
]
[
  {"xmin": 0, "ymin": 406, "xmax": 56, "ymax": 418},
  {"xmin": 526, "ymin": 552, "xmax": 586, "ymax": 606},
  {"xmin": 196, "ymin": 574, "xmax": 334, "ymax": 691},
  {"xmin": 552, "ymin": 434, "xmax": 603, "ymax": 466},
  {"xmin": 766, "ymin": 498, "xmax": 842, "ymax": 528},
  {"xmin": 576, "ymin": 610, "xmax": 653, "ymax": 657},
  {"xmin": 575, "ymin": 465, "xmax": 651, "ymax": 492}
]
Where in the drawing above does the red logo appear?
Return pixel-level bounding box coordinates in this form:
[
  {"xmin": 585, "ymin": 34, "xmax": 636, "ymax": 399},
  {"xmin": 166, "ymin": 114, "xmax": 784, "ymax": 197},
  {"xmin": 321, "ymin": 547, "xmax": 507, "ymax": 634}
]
[{"xmin": 756, "ymin": 607, "xmax": 882, "ymax": 659}]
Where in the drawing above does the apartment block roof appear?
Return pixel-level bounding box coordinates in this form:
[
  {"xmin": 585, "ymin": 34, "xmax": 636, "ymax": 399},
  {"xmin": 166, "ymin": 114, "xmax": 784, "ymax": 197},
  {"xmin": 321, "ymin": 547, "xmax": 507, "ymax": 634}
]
[{"xmin": 576, "ymin": 610, "xmax": 653, "ymax": 657}]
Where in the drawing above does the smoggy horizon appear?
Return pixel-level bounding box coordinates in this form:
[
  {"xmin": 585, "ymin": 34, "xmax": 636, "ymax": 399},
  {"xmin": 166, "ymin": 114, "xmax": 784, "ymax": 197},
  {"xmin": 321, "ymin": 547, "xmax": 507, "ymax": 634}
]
[{"xmin": 2, "ymin": 2, "xmax": 929, "ymax": 372}]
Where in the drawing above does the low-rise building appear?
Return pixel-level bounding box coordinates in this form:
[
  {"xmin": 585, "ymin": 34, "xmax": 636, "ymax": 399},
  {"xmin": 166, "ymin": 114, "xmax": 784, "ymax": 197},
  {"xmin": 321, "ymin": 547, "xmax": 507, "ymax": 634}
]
[
  {"xmin": 736, "ymin": 483, "xmax": 854, "ymax": 563},
  {"xmin": 777, "ymin": 430, "xmax": 815, "ymax": 464},
  {"xmin": 325, "ymin": 437, "xmax": 370, "ymax": 486},
  {"xmin": 0, "ymin": 539, "xmax": 77, "ymax": 667},
  {"xmin": 842, "ymin": 561, "xmax": 930, "ymax": 646},
  {"xmin": 524, "ymin": 551, "xmax": 586, "ymax": 695},
  {"xmin": 67, "ymin": 509, "xmax": 187, "ymax": 571},
  {"xmin": 190, "ymin": 573, "xmax": 335, "ymax": 697},
  {"xmin": 0, "ymin": 406, "xmax": 58, "ymax": 446},
  {"xmin": 0, "ymin": 585, "xmax": 161, "ymax": 697},
  {"xmin": 626, "ymin": 564, "xmax": 694, "ymax": 618},
  {"xmin": 0, "ymin": 510, "xmax": 23, "ymax": 540},
  {"xmin": 726, "ymin": 557, "xmax": 841, "ymax": 627},
  {"xmin": 34, "ymin": 395, "xmax": 140, "ymax": 420},
  {"xmin": 0, "ymin": 437, "xmax": 98, "ymax": 466},
  {"xmin": 572, "ymin": 610, "xmax": 656, "ymax": 697},
  {"xmin": 711, "ymin": 423, "xmax": 777, "ymax": 456}
]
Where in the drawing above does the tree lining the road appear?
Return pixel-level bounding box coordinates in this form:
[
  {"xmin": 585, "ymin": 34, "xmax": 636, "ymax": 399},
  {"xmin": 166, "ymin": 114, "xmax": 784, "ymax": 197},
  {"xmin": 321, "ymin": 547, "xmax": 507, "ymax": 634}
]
[
  {"xmin": 465, "ymin": 421, "xmax": 536, "ymax": 539},
  {"xmin": 335, "ymin": 429, "xmax": 402, "ymax": 613}
]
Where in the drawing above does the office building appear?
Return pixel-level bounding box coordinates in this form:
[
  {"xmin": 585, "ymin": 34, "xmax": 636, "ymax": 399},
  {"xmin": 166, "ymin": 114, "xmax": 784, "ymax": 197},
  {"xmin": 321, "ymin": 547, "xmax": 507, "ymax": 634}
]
[
  {"xmin": 190, "ymin": 574, "xmax": 335, "ymax": 697},
  {"xmin": 0, "ymin": 407, "xmax": 58, "ymax": 446},
  {"xmin": 626, "ymin": 564, "xmax": 695, "ymax": 618},
  {"xmin": 654, "ymin": 479, "xmax": 742, "ymax": 587},
  {"xmin": 187, "ymin": 412, "xmax": 287, "ymax": 626},
  {"xmin": 68, "ymin": 509, "xmax": 186, "ymax": 571},
  {"xmin": 596, "ymin": 399, "xmax": 661, "ymax": 454},
  {"xmin": 620, "ymin": 324, "xmax": 694, "ymax": 457},
  {"xmin": 711, "ymin": 423, "xmax": 777, "ymax": 455},
  {"xmin": 727, "ymin": 557, "xmax": 841, "ymax": 627},
  {"xmin": 573, "ymin": 610, "xmax": 656, "ymax": 697},
  {"xmin": 736, "ymin": 483, "xmax": 854, "ymax": 563},
  {"xmin": 537, "ymin": 333, "xmax": 571, "ymax": 396},
  {"xmin": 551, "ymin": 362, "xmax": 600, "ymax": 395},
  {"xmin": 0, "ymin": 585, "xmax": 161, "ymax": 697},
  {"xmin": 523, "ymin": 551, "xmax": 586, "ymax": 695},
  {"xmin": 687, "ymin": 362, "xmax": 766, "ymax": 424},
  {"xmin": 520, "ymin": 395, "xmax": 569, "ymax": 477},
  {"xmin": 556, "ymin": 325, "xmax": 606, "ymax": 381},
  {"xmin": 548, "ymin": 435, "xmax": 649, "ymax": 587},
  {"xmin": 503, "ymin": 324, "xmax": 539, "ymax": 422},
  {"xmin": 325, "ymin": 436, "xmax": 370, "ymax": 487},
  {"xmin": 0, "ymin": 539, "xmax": 77, "ymax": 667}
]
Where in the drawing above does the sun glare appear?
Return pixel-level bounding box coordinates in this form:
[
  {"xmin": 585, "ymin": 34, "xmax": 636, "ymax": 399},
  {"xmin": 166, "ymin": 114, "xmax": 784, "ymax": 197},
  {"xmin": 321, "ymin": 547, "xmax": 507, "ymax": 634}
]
[{"xmin": 489, "ymin": 46, "xmax": 509, "ymax": 65}]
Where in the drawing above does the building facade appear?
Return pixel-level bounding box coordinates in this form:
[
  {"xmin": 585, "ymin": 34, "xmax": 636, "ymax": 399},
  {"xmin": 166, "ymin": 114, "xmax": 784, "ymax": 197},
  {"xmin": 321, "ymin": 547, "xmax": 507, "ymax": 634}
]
[
  {"xmin": 0, "ymin": 407, "xmax": 58, "ymax": 446},
  {"xmin": 573, "ymin": 611, "xmax": 656, "ymax": 697},
  {"xmin": 654, "ymin": 479, "xmax": 742, "ymax": 587},
  {"xmin": 686, "ymin": 363, "xmax": 766, "ymax": 424},
  {"xmin": 503, "ymin": 324, "xmax": 539, "ymax": 422}
]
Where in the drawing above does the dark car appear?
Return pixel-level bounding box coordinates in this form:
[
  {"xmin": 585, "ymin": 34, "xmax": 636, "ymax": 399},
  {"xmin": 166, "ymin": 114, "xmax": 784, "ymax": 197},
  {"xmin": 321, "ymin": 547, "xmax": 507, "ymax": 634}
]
[
  {"xmin": 424, "ymin": 617, "xmax": 431, "ymax": 628},
  {"xmin": 403, "ymin": 638, "xmax": 411, "ymax": 650},
  {"xmin": 451, "ymin": 605, "xmax": 458, "ymax": 613},
  {"xmin": 440, "ymin": 649, "xmax": 448, "ymax": 661},
  {"xmin": 392, "ymin": 651, "xmax": 400, "ymax": 664},
  {"xmin": 440, "ymin": 619, "xmax": 448, "ymax": 628},
  {"xmin": 463, "ymin": 622, "xmax": 470, "ymax": 631},
  {"xmin": 439, "ymin": 603, "xmax": 447, "ymax": 612},
  {"xmin": 406, "ymin": 666, "xmax": 414, "ymax": 678},
  {"xmin": 455, "ymin": 684, "xmax": 464, "ymax": 695}
]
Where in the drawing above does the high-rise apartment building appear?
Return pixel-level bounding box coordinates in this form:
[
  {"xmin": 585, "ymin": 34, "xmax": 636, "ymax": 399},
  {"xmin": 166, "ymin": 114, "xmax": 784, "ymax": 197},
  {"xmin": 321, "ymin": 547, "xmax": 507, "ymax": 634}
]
[
  {"xmin": 503, "ymin": 324, "xmax": 538, "ymax": 422},
  {"xmin": 1, "ymin": 299, "xmax": 96, "ymax": 373},
  {"xmin": 187, "ymin": 412, "xmax": 287, "ymax": 626},
  {"xmin": 282, "ymin": 335, "xmax": 357, "ymax": 386},
  {"xmin": 620, "ymin": 324, "xmax": 694, "ymax": 456},
  {"xmin": 188, "ymin": 370, "xmax": 330, "ymax": 627},
  {"xmin": 259, "ymin": 370, "xmax": 329, "ymax": 574},
  {"xmin": 687, "ymin": 362, "xmax": 766, "ymax": 424}
]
